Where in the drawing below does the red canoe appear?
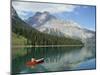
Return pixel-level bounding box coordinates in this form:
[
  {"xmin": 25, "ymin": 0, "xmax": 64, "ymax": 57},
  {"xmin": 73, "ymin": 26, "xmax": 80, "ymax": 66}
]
[{"xmin": 26, "ymin": 58, "xmax": 44, "ymax": 66}]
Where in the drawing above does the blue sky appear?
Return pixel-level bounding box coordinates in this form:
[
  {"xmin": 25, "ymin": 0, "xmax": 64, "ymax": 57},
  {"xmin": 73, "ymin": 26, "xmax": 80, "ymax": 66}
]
[
  {"xmin": 54, "ymin": 6, "xmax": 96, "ymax": 31},
  {"xmin": 12, "ymin": 1, "xmax": 96, "ymax": 31}
]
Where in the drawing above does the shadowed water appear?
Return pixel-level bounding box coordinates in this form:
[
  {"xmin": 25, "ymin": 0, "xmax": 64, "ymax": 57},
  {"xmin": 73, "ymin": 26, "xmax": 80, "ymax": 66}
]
[{"xmin": 12, "ymin": 46, "xmax": 96, "ymax": 74}]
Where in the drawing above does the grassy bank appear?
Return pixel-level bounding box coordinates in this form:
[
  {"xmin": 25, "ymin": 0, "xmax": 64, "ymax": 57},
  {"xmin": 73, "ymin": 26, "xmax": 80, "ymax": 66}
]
[{"xmin": 12, "ymin": 33, "xmax": 27, "ymax": 45}]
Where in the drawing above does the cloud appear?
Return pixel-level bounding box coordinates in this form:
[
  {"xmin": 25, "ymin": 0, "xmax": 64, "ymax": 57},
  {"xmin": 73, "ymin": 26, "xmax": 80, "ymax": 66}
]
[
  {"xmin": 12, "ymin": 1, "xmax": 78, "ymax": 13},
  {"xmin": 17, "ymin": 10, "xmax": 34, "ymax": 20}
]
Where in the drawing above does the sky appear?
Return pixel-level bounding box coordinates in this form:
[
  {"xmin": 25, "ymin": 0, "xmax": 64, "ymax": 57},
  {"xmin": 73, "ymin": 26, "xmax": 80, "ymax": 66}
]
[{"xmin": 12, "ymin": 1, "xmax": 96, "ymax": 31}]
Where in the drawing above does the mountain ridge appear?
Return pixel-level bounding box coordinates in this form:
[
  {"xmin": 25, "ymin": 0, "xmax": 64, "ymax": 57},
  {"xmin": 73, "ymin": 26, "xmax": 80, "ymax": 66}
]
[
  {"xmin": 26, "ymin": 11, "xmax": 56, "ymax": 27},
  {"xmin": 26, "ymin": 11, "xmax": 95, "ymax": 43}
]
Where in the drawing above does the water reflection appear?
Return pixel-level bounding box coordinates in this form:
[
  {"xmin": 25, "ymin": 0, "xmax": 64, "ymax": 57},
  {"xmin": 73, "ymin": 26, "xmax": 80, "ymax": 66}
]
[{"xmin": 12, "ymin": 46, "xmax": 96, "ymax": 74}]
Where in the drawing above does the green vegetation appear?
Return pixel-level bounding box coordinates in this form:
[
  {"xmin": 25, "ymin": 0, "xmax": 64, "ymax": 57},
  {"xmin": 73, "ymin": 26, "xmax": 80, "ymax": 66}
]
[
  {"xmin": 12, "ymin": 33, "xmax": 27, "ymax": 45},
  {"xmin": 12, "ymin": 13, "xmax": 83, "ymax": 46}
]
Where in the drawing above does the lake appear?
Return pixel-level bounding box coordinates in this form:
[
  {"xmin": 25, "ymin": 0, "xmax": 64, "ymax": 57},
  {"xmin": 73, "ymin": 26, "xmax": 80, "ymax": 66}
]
[{"xmin": 12, "ymin": 45, "xmax": 96, "ymax": 74}]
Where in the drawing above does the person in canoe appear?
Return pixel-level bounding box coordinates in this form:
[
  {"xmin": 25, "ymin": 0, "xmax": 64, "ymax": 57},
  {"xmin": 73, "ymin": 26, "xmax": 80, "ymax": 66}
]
[{"xmin": 26, "ymin": 58, "xmax": 44, "ymax": 67}]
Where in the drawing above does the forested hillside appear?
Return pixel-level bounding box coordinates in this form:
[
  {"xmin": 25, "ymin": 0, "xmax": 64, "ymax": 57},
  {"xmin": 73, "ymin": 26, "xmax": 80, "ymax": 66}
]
[
  {"xmin": 12, "ymin": 33, "xmax": 27, "ymax": 45},
  {"xmin": 12, "ymin": 16, "xmax": 83, "ymax": 45}
]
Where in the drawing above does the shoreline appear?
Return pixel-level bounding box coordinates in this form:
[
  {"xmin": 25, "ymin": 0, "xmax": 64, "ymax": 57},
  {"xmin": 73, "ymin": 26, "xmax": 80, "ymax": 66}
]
[{"xmin": 12, "ymin": 45, "xmax": 83, "ymax": 48}]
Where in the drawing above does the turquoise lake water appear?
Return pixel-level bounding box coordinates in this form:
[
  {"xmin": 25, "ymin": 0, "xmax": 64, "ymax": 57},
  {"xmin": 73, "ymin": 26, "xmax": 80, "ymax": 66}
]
[{"xmin": 12, "ymin": 46, "xmax": 96, "ymax": 74}]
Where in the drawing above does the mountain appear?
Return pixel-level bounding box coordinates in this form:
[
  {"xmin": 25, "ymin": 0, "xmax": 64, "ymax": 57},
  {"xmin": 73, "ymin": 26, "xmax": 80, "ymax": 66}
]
[
  {"xmin": 12, "ymin": 7, "xmax": 83, "ymax": 45},
  {"xmin": 26, "ymin": 11, "xmax": 95, "ymax": 43},
  {"xmin": 36, "ymin": 19, "xmax": 95, "ymax": 42},
  {"xmin": 26, "ymin": 11, "xmax": 56, "ymax": 27},
  {"xmin": 12, "ymin": 6, "xmax": 18, "ymax": 19}
]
